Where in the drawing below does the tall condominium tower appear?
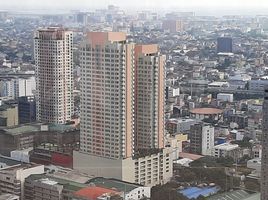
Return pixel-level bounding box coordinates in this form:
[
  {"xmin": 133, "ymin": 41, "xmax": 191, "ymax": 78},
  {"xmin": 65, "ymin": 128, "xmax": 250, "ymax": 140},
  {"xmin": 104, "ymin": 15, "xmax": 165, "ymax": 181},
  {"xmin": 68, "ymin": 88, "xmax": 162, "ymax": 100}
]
[
  {"xmin": 261, "ymin": 87, "xmax": 268, "ymax": 200},
  {"xmin": 79, "ymin": 32, "xmax": 135, "ymax": 159},
  {"xmin": 134, "ymin": 44, "xmax": 165, "ymax": 150},
  {"xmin": 34, "ymin": 27, "xmax": 73, "ymax": 124},
  {"xmin": 74, "ymin": 32, "xmax": 172, "ymax": 186}
]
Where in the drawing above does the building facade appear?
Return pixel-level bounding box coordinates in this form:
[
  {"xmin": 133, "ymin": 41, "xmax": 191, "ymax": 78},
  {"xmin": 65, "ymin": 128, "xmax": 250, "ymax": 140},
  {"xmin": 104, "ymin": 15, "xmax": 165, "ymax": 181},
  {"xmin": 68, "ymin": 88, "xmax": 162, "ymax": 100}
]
[
  {"xmin": 162, "ymin": 20, "xmax": 183, "ymax": 33},
  {"xmin": 0, "ymin": 100, "xmax": 18, "ymax": 127},
  {"xmin": 18, "ymin": 96, "xmax": 36, "ymax": 124},
  {"xmin": 79, "ymin": 32, "xmax": 135, "ymax": 159},
  {"xmin": 212, "ymin": 143, "xmax": 240, "ymax": 158},
  {"xmin": 34, "ymin": 27, "xmax": 73, "ymax": 124},
  {"xmin": 261, "ymin": 87, "xmax": 268, "ymax": 200},
  {"xmin": 189, "ymin": 123, "xmax": 214, "ymax": 156},
  {"xmin": 134, "ymin": 44, "xmax": 165, "ymax": 150},
  {"xmin": 217, "ymin": 37, "xmax": 233, "ymax": 53}
]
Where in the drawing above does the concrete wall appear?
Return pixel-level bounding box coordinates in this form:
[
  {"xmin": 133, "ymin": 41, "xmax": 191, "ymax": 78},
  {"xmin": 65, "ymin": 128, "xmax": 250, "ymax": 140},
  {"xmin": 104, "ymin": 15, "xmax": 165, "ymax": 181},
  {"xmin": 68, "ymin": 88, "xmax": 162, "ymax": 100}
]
[{"xmin": 73, "ymin": 151, "xmax": 123, "ymax": 179}]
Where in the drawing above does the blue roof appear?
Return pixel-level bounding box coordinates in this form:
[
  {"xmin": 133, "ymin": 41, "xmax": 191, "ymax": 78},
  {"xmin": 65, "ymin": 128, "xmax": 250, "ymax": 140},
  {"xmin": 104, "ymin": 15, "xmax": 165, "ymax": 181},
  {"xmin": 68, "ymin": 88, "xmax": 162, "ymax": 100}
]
[{"xmin": 179, "ymin": 187, "xmax": 220, "ymax": 199}]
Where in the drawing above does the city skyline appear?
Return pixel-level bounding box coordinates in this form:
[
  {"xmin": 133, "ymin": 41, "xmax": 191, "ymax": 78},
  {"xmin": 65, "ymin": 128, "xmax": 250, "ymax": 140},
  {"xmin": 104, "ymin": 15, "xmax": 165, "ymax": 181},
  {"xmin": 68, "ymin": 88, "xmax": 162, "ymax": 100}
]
[{"xmin": 2, "ymin": 0, "xmax": 268, "ymax": 15}]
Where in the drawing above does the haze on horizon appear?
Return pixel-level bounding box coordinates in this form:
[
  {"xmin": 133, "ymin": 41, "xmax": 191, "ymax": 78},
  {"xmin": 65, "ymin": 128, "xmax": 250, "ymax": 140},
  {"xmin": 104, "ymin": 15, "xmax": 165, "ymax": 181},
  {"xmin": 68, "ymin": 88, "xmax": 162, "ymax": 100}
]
[{"xmin": 1, "ymin": 0, "xmax": 268, "ymax": 15}]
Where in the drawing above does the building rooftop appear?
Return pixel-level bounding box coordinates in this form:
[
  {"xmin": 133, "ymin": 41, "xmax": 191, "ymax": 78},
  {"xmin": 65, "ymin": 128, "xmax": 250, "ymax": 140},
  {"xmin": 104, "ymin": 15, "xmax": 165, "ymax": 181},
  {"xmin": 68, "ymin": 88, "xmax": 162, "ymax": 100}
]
[
  {"xmin": 213, "ymin": 143, "xmax": 239, "ymax": 150},
  {"xmin": 190, "ymin": 108, "xmax": 223, "ymax": 115},
  {"xmin": 0, "ymin": 124, "xmax": 40, "ymax": 135},
  {"xmin": 168, "ymin": 118, "xmax": 198, "ymax": 123},
  {"xmin": 207, "ymin": 190, "xmax": 260, "ymax": 200},
  {"xmin": 133, "ymin": 148, "xmax": 163, "ymax": 159},
  {"xmin": 26, "ymin": 174, "xmax": 87, "ymax": 192},
  {"xmin": 87, "ymin": 177, "xmax": 142, "ymax": 193},
  {"xmin": 179, "ymin": 152, "xmax": 204, "ymax": 161},
  {"xmin": 0, "ymin": 155, "xmax": 21, "ymax": 166},
  {"xmin": 75, "ymin": 186, "xmax": 118, "ymax": 200},
  {"xmin": 48, "ymin": 124, "xmax": 77, "ymax": 132}
]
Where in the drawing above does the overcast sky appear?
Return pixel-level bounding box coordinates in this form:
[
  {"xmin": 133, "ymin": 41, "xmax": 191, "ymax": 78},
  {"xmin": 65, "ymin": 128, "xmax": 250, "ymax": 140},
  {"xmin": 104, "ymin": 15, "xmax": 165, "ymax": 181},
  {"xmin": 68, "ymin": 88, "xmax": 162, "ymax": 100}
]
[{"xmin": 1, "ymin": 0, "xmax": 268, "ymax": 14}]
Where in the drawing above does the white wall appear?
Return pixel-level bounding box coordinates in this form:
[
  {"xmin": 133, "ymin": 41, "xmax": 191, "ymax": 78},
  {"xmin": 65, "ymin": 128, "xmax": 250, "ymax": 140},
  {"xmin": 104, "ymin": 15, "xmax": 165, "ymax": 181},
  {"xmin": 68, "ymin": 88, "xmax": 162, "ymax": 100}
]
[
  {"xmin": 125, "ymin": 187, "xmax": 151, "ymax": 200},
  {"xmin": 217, "ymin": 93, "xmax": 233, "ymax": 102},
  {"xmin": 201, "ymin": 125, "xmax": 214, "ymax": 156},
  {"xmin": 16, "ymin": 165, "xmax": 44, "ymax": 200},
  {"xmin": 18, "ymin": 77, "xmax": 36, "ymax": 97}
]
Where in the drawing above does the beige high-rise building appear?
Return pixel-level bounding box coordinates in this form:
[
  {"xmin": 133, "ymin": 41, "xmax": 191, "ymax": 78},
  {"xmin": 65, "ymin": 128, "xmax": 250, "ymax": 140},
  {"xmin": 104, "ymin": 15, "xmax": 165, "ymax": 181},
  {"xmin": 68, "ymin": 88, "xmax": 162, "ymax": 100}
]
[
  {"xmin": 134, "ymin": 44, "xmax": 165, "ymax": 150},
  {"xmin": 34, "ymin": 27, "xmax": 73, "ymax": 124},
  {"xmin": 74, "ymin": 32, "xmax": 172, "ymax": 186},
  {"xmin": 79, "ymin": 32, "xmax": 135, "ymax": 159}
]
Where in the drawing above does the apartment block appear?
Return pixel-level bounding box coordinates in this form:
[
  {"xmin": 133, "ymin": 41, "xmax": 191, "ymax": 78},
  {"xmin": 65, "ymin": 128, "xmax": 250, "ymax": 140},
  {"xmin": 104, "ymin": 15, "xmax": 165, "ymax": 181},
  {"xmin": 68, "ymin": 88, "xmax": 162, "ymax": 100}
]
[
  {"xmin": 212, "ymin": 143, "xmax": 240, "ymax": 159},
  {"xmin": 134, "ymin": 44, "xmax": 165, "ymax": 150},
  {"xmin": 34, "ymin": 27, "xmax": 73, "ymax": 124},
  {"xmin": 162, "ymin": 20, "xmax": 183, "ymax": 33},
  {"xmin": 189, "ymin": 123, "xmax": 214, "ymax": 156},
  {"xmin": 0, "ymin": 161, "xmax": 44, "ymax": 199}
]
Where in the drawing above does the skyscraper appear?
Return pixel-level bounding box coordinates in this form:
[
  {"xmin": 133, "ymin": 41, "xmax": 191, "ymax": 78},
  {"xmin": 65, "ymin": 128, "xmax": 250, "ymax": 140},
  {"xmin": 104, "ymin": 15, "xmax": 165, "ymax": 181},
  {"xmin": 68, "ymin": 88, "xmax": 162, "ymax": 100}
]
[
  {"xmin": 34, "ymin": 27, "xmax": 73, "ymax": 124},
  {"xmin": 261, "ymin": 87, "xmax": 268, "ymax": 200},
  {"xmin": 74, "ymin": 32, "xmax": 172, "ymax": 186},
  {"xmin": 134, "ymin": 44, "xmax": 165, "ymax": 150},
  {"xmin": 78, "ymin": 32, "xmax": 135, "ymax": 159}
]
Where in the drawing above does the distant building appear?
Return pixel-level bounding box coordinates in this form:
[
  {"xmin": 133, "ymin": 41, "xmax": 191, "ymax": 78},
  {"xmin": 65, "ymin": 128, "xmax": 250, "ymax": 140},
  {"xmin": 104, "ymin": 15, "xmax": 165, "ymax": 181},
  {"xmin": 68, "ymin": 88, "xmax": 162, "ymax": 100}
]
[
  {"xmin": 0, "ymin": 100, "xmax": 18, "ymax": 127},
  {"xmin": 217, "ymin": 93, "xmax": 233, "ymax": 102},
  {"xmin": 0, "ymin": 79, "xmax": 19, "ymax": 99},
  {"xmin": 189, "ymin": 123, "xmax": 214, "ymax": 156},
  {"xmin": 162, "ymin": 20, "xmax": 183, "ymax": 33},
  {"xmin": 217, "ymin": 37, "xmax": 233, "ymax": 53},
  {"xmin": 165, "ymin": 86, "xmax": 180, "ymax": 100},
  {"xmin": 166, "ymin": 118, "xmax": 198, "ymax": 134},
  {"xmin": 227, "ymin": 114, "xmax": 248, "ymax": 129},
  {"xmin": 0, "ymin": 11, "xmax": 8, "ymax": 20},
  {"xmin": 212, "ymin": 143, "xmax": 240, "ymax": 158},
  {"xmin": 18, "ymin": 96, "xmax": 36, "ymax": 124},
  {"xmin": 75, "ymin": 12, "xmax": 88, "ymax": 25},
  {"xmin": 248, "ymin": 79, "xmax": 268, "ymax": 91}
]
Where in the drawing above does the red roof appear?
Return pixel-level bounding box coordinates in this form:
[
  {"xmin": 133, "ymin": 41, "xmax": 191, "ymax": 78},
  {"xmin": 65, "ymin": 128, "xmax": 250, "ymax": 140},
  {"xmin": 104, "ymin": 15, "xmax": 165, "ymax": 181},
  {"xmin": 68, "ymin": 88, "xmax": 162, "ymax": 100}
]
[
  {"xmin": 75, "ymin": 186, "xmax": 118, "ymax": 200},
  {"xmin": 179, "ymin": 152, "xmax": 204, "ymax": 161},
  {"xmin": 190, "ymin": 108, "xmax": 223, "ymax": 115}
]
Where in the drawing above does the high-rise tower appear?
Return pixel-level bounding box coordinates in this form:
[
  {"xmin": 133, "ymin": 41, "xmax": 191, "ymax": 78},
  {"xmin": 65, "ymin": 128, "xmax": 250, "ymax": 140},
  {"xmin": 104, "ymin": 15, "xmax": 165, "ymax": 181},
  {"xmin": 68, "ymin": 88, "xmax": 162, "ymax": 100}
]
[
  {"xmin": 74, "ymin": 32, "xmax": 172, "ymax": 186},
  {"xmin": 34, "ymin": 27, "xmax": 73, "ymax": 124},
  {"xmin": 79, "ymin": 32, "xmax": 135, "ymax": 159},
  {"xmin": 134, "ymin": 44, "xmax": 165, "ymax": 150},
  {"xmin": 261, "ymin": 87, "xmax": 268, "ymax": 200}
]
